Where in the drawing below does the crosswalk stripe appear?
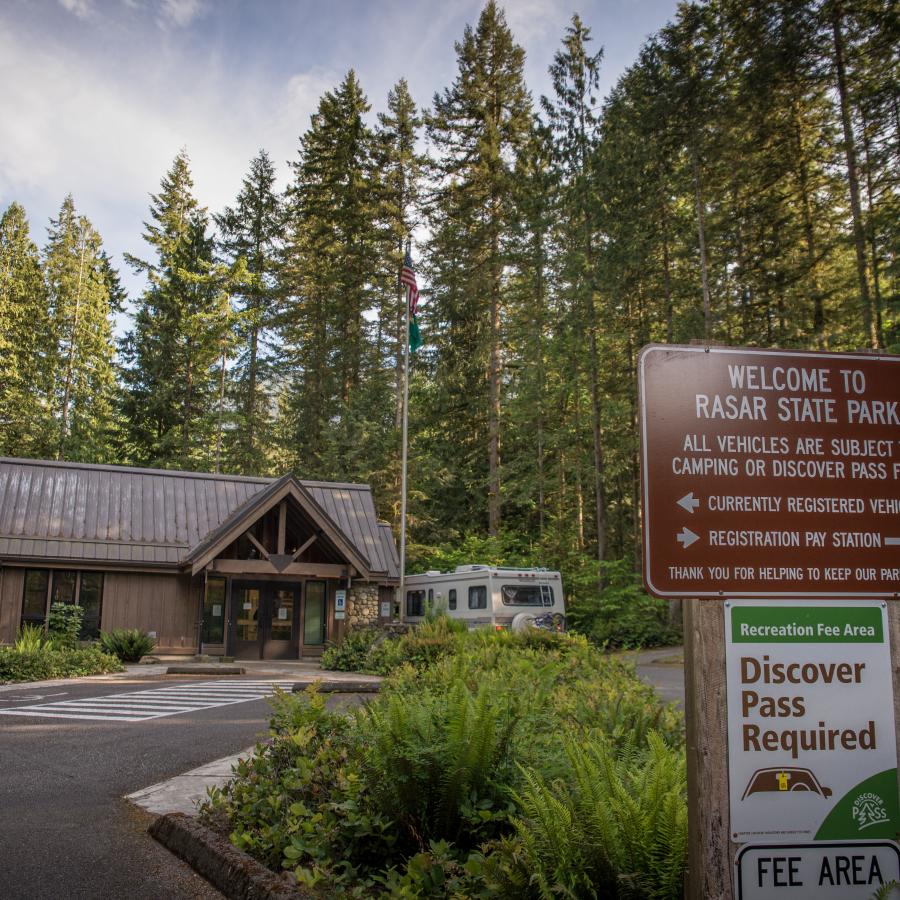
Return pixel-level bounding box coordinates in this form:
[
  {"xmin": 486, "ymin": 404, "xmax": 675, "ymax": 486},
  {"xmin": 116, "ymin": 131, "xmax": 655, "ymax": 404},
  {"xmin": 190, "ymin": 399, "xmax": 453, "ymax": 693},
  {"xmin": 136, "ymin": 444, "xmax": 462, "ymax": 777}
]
[{"xmin": 0, "ymin": 679, "xmax": 298, "ymax": 723}]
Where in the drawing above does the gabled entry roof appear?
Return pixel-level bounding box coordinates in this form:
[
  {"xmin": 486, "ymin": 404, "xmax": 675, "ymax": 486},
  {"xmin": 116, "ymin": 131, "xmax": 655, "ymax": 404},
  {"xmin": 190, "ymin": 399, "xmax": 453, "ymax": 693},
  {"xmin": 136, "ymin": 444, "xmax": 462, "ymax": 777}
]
[{"xmin": 0, "ymin": 457, "xmax": 398, "ymax": 579}]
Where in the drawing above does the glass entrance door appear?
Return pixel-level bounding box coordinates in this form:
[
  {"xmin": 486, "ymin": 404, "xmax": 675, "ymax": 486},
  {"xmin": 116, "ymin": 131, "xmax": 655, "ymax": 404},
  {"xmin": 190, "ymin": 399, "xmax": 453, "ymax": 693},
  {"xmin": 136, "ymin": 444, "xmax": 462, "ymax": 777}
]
[
  {"xmin": 265, "ymin": 586, "xmax": 299, "ymax": 660},
  {"xmin": 231, "ymin": 582, "xmax": 301, "ymax": 660},
  {"xmin": 232, "ymin": 584, "xmax": 262, "ymax": 659},
  {"xmin": 303, "ymin": 581, "xmax": 327, "ymax": 648}
]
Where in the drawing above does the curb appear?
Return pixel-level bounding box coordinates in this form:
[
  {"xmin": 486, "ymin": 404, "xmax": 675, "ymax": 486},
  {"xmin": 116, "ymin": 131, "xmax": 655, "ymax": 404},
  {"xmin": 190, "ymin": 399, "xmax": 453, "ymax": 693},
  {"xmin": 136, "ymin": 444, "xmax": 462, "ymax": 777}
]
[
  {"xmin": 292, "ymin": 679, "xmax": 380, "ymax": 694},
  {"xmin": 149, "ymin": 813, "xmax": 313, "ymax": 900},
  {"xmin": 165, "ymin": 666, "xmax": 246, "ymax": 675}
]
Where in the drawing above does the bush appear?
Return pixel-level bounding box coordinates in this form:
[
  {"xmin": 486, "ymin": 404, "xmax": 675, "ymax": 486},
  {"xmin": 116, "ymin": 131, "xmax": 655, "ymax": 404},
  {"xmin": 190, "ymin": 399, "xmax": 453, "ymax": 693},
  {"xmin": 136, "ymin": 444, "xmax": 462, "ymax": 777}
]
[
  {"xmin": 322, "ymin": 616, "xmax": 466, "ymax": 676},
  {"xmin": 14, "ymin": 623, "xmax": 49, "ymax": 654},
  {"xmin": 98, "ymin": 628, "xmax": 156, "ymax": 662},
  {"xmin": 320, "ymin": 627, "xmax": 383, "ymax": 672},
  {"xmin": 0, "ymin": 645, "xmax": 123, "ymax": 683},
  {"xmin": 567, "ymin": 559, "xmax": 681, "ymax": 649},
  {"xmin": 202, "ymin": 628, "xmax": 685, "ymax": 896},
  {"xmin": 48, "ymin": 602, "xmax": 85, "ymax": 649},
  {"xmin": 484, "ymin": 733, "xmax": 687, "ymax": 898}
]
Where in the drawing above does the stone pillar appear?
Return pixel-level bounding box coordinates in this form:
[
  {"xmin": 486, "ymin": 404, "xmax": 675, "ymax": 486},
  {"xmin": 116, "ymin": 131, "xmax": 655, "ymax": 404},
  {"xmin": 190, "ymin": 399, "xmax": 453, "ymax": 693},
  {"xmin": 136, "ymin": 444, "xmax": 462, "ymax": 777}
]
[{"xmin": 347, "ymin": 582, "xmax": 379, "ymax": 629}]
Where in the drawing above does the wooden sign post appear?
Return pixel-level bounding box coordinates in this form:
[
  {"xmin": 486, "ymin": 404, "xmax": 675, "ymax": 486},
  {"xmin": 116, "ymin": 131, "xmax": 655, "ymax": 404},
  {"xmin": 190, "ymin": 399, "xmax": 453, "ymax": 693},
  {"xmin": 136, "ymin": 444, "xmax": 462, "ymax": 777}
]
[{"xmin": 638, "ymin": 345, "xmax": 900, "ymax": 900}]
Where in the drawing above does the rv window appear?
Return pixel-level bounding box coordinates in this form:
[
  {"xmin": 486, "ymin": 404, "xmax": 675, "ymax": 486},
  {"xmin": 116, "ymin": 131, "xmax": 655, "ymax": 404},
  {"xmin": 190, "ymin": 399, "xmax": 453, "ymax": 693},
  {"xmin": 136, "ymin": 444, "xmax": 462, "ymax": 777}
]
[
  {"xmin": 468, "ymin": 585, "xmax": 487, "ymax": 609},
  {"xmin": 501, "ymin": 584, "xmax": 544, "ymax": 607},
  {"xmin": 540, "ymin": 585, "xmax": 554, "ymax": 607},
  {"xmin": 406, "ymin": 590, "xmax": 426, "ymax": 617},
  {"xmin": 448, "ymin": 589, "xmax": 457, "ymax": 611}
]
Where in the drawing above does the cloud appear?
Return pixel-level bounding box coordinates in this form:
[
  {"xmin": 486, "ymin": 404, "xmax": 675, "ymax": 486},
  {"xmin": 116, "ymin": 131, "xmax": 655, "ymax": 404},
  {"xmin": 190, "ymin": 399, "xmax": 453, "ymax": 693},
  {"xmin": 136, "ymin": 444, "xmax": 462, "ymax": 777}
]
[
  {"xmin": 0, "ymin": 15, "xmax": 328, "ymax": 310},
  {"xmin": 158, "ymin": 0, "xmax": 207, "ymax": 28},
  {"xmin": 58, "ymin": 0, "xmax": 94, "ymax": 19}
]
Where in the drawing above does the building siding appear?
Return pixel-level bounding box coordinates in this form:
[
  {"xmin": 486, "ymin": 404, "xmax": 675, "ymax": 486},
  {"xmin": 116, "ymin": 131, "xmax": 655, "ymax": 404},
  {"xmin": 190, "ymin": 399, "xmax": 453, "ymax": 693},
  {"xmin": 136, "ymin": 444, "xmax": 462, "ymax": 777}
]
[
  {"xmin": 102, "ymin": 572, "xmax": 198, "ymax": 654},
  {"xmin": 0, "ymin": 566, "xmax": 25, "ymax": 644}
]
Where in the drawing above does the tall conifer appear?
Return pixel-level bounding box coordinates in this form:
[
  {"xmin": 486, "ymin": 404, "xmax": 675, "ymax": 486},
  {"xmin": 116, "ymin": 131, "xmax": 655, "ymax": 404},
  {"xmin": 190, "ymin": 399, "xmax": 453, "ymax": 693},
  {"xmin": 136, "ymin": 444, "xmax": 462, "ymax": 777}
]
[
  {"xmin": 425, "ymin": 0, "xmax": 532, "ymax": 536},
  {"xmin": 0, "ymin": 203, "xmax": 54, "ymax": 456},
  {"xmin": 215, "ymin": 150, "xmax": 283, "ymax": 474}
]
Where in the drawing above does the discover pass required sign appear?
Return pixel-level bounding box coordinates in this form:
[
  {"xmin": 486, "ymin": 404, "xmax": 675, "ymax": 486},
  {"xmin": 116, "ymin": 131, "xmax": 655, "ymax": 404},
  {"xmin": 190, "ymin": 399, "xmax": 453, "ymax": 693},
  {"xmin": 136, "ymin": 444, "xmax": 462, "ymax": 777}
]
[
  {"xmin": 725, "ymin": 599, "xmax": 898, "ymax": 845},
  {"xmin": 638, "ymin": 344, "xmax": 900, "ymax": 598}
]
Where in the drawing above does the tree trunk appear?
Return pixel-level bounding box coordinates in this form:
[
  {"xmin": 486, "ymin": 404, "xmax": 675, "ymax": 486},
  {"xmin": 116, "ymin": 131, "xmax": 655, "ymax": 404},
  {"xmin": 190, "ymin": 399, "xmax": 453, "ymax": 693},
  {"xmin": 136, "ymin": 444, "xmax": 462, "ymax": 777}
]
[
  {"xmin": 58, "ymin": 230, "xmax": 87, "ymax": 459},
  {"xmin": 860, "ymin": 114, "xmax": 885, "ymax": 348},
  {"xmin": 487, "ymin": 208, "xmax": 502, "ymax": 537},
  {"xmin": 690, "ymin": 141, "xmax": 712, "ymax": 341},
  {"xmin": 830, "ymin": 0, "xmax": 877, "ymax": 348},
  {"xmin": 215, "ymin": 339, "xmax": 226, "ymax": 473},
  {"xmin": 791, "ymin": 94, "xmax": 825, "ymax": 347}
]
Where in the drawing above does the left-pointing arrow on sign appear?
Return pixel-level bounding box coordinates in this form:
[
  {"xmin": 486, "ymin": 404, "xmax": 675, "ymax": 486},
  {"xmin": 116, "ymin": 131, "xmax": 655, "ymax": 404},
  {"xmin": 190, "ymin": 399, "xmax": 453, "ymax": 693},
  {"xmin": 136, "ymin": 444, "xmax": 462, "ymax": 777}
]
[
  {"xmin": 677, "ymin": 527, "xmax": 700, "ymax": 549},
  {"xmin": 677, "ymin": 492, "xmax": 700, "ymax": 513}
]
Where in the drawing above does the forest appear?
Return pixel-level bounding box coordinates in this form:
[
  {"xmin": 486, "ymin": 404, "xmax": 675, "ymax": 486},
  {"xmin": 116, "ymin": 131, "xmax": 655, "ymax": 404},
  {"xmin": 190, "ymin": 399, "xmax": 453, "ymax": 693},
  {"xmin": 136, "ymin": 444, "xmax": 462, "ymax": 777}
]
[{"xmin": 0, "ymin": 0, "xmax": 896, "ymax": 620}]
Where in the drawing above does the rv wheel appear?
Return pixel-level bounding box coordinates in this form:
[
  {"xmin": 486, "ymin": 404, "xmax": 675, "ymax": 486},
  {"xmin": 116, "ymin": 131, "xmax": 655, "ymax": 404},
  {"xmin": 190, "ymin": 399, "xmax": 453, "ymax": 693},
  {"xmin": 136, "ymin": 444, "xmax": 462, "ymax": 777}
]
[{"xmin": 511, "ymin": 613, "xmax": 536, "ymax": 633}]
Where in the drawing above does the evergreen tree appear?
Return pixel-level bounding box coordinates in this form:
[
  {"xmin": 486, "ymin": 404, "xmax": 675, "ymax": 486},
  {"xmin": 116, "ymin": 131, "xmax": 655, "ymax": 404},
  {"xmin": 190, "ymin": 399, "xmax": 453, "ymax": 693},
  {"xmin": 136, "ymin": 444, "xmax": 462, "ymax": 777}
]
[
  {"xmin": 44, "ymin": 194, "xmax": 120, "ymax": 461},
  {"xmin": 121, "ymin": 150, "xmax": 232, "ymax": 469},
  {"xmin": 424, "ymin": 0, "xmax": 532, "ymax": 537},
  {"xmin": 215, "ymin": 150, "xmax": 283, "ymax": 475},
  {"xmin": 542, "ymin": 13, "xmax": 610, "ymax": 572},
  {"xmin": 0, "ymin": 202, "xmax": 54, "ymax": 456},
  {"xmin": 279, "ymin": 71, "xmax": 381, "ymax": 482}
]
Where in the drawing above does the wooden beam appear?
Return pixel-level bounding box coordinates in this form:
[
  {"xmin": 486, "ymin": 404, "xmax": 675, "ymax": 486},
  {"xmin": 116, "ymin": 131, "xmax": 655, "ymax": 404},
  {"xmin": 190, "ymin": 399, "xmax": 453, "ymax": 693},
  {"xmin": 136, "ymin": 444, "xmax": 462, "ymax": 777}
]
[
  {"xmin": 277, "ymin": 501, "xmax": 287, "ymax": 555},
  {"xmin": 209, "ymin": 558, "xmax": 348, "ymax": 578},
  {"xmin": 245, "ymin": 531, "xmax": 270, "ymax": 560},
  {"xmin": 291, "ymin": 533, "xmax": 318, "ymax": 562}
]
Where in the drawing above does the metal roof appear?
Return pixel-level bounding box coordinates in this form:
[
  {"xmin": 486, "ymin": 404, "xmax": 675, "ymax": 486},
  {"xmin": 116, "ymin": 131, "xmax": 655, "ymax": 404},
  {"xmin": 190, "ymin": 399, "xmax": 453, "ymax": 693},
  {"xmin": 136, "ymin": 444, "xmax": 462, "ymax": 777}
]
[{"xmin": 0, "ymin": 458, "xmax": 396, "ymax": 578}]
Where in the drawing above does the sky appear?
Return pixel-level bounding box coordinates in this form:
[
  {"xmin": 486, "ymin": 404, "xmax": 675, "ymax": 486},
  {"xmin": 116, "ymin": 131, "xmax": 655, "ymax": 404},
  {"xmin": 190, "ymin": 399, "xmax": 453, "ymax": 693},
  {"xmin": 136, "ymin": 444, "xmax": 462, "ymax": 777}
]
[{"xmin": 0, "ymin": 0, "xmax": 681, "ymax": 307}]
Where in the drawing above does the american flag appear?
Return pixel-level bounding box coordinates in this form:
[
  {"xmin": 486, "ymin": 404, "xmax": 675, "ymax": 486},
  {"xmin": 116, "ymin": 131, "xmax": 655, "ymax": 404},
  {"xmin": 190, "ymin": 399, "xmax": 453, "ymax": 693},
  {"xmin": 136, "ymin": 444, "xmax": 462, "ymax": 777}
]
[{"xmin": 401, "ymin": 249, "xmax": 419, "ymax": 317}]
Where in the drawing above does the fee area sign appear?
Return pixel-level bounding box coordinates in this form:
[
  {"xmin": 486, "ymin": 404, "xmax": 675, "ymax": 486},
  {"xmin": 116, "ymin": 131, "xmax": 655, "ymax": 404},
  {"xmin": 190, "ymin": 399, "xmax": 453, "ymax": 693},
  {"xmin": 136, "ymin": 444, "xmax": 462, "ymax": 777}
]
[
  {"xmin": 725, "ymin": 599, "xmax": 898, "ymax": 845},
  {"xmin": 638, "ymin": 344, "xmax": 900, "ymax": 598}
]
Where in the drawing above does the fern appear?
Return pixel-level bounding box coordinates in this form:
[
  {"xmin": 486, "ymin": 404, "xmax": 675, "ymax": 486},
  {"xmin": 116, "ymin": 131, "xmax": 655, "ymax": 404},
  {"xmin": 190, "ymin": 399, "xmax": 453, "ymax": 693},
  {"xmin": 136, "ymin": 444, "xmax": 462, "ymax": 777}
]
[{"xmin": 500, "ymin": 732, "xmax": 687, "ymax": 899}]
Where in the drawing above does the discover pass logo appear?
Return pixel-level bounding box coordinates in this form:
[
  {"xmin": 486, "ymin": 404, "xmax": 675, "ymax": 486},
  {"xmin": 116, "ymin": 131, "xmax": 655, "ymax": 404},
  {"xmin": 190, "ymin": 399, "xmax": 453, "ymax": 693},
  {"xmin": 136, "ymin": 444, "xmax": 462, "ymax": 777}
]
[{"xmin": 853, "ymin": 792, "xmax": 889, "ymax": 832}]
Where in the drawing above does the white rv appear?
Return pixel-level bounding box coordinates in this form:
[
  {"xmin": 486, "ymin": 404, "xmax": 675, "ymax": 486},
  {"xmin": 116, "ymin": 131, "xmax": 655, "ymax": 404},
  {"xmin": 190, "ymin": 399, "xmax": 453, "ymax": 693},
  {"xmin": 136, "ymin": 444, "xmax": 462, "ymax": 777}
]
[{"xmin": 403, "ymin": 565, "xmax": 566, "ymax": 632}]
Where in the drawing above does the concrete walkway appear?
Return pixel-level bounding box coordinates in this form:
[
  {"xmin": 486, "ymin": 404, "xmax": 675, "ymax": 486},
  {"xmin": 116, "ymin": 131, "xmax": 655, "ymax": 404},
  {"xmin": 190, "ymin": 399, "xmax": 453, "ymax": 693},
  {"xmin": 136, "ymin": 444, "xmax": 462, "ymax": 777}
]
[
  {"xmin": 128, "ymin": 746, "xmax": 256, "ymax": 816},
  {"xmin": 0, "ymin": 656, "xmax": 381, "ymax": 694}
]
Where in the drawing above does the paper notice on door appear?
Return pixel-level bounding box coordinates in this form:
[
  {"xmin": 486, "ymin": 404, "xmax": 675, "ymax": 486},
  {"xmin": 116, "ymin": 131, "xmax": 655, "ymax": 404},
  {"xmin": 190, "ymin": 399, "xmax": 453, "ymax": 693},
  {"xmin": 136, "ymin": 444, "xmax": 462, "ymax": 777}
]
[
  {"xmin": 278, "ymin": 608, "xmax": 288, "ymax": 620},
  {"xmin": 243, "ymin": 602, "xmax": 252, "ymax": 610},
  {"xmin": 212, "ymin": 604, "xmax": 222, "ymax": 617}
]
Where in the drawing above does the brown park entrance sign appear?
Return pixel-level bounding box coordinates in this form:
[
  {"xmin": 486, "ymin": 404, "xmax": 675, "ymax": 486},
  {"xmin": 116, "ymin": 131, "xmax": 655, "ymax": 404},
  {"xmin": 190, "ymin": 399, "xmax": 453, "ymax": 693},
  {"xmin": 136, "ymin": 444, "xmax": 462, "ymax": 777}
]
[{"xmin": 638, "ymin": 344, "xmax": 900, "ymax": 598}]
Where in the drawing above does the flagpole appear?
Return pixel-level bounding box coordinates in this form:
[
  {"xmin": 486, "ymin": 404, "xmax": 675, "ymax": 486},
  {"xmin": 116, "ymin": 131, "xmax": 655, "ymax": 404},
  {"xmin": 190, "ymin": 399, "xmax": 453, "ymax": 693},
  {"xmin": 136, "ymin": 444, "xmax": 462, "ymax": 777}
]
[{"xmin": 398, "ymin": 240, "xmax": 411, "ymax": 621}]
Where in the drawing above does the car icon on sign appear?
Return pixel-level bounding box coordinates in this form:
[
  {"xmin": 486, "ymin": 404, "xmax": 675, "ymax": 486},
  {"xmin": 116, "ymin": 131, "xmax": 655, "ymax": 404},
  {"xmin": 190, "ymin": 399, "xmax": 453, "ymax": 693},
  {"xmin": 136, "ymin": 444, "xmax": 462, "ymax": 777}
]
[{"xmin": 741, "ymin": 767, "xmax": 832, "ymax": 800}]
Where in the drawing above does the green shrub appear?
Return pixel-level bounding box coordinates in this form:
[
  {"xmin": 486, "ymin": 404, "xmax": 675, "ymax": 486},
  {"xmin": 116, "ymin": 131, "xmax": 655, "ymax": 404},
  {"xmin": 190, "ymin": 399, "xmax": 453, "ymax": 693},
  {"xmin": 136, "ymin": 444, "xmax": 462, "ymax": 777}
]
[
  {"xmin": 322, "ymin": 616, "xmax": 466, "ymax": 676},
  {"xmin": 48, "ymin": 602, "xmax": 85, "ymax": 649},
  {"xmin": 483, "ymin": 733, "xmax": 687, "ymax": 899},
  {"xmin": 14, "ymin": 623, "xmax": 49, "ymax": 654},
  {"xmin": 98, "ymin": 628, "xmax": 156, "ymax": 662},
  {"xmin": 0, "ymin": 645, "xmax": 123, "ymax": 682},
  {"xmin": 567, "ymin": 559, "xmax": 681, "ymax": 649},
  {"xmin": 203, "ymin": 629, "xmax": 685, "ymax": 896},
  {"xmin": 320, "ymin": 627, "xmax": 383, "ymax": 672}
]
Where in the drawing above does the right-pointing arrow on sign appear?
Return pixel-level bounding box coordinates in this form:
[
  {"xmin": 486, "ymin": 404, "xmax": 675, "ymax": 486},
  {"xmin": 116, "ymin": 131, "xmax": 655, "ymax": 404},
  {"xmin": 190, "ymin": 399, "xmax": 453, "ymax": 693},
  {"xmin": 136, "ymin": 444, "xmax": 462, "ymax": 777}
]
[
  {"xmin": 677, "ymin": 492, "xmax": 700, "ymax": 513},
  {"xmin": 677, "ymin": 527, "xmax": 700, "ymax": 549}
]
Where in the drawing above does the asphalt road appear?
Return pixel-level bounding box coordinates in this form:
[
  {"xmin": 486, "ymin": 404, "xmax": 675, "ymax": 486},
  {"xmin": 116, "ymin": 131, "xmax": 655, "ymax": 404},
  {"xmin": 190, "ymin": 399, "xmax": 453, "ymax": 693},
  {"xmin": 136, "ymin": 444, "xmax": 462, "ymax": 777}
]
[
  {"xmin": 632, "ymin": 646, "xmax": 686, "ymax": 707},
  {"xmin": 0, "ymin": 675, "xmax": 320, "ymax": 900}
]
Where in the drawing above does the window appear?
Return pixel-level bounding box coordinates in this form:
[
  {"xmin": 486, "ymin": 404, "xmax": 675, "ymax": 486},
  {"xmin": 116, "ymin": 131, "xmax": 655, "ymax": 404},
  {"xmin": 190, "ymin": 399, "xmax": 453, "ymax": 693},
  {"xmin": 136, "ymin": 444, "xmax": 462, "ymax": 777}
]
[
  {"xmin": 78, "ymin": 573, "xmax": 103, "ymax": 639},
  {"xmin": 22, "ymin": 570, "xmax": 50, "ymax": 627},
  {"xmin": 51, "ymin": 570, "xmax": 77, "ymax": 606},
  {"xmin": 21, "ymin": 569, "xmax": 104, "ymax": 638},
  {"xmin": 202, "ymin": 577, "xmax": 226, "ymax": 644},
  {"xmin": 406, "ymin": 590, "xmax": 425, "ymax": 617},
  {"xmin": 448, "ymin": 589, "xmax": 457, "ymax": 611},
  {"xmin": 541, "ymin": 585, "xmax": 554, "ymax": 607},
  {"xmin": 468, "ymin": 585, "xmax": 487, "ymax": 610},
  {"xmin": 501, "ymin": 584, "xmax": 546, "ymax": 607}
]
